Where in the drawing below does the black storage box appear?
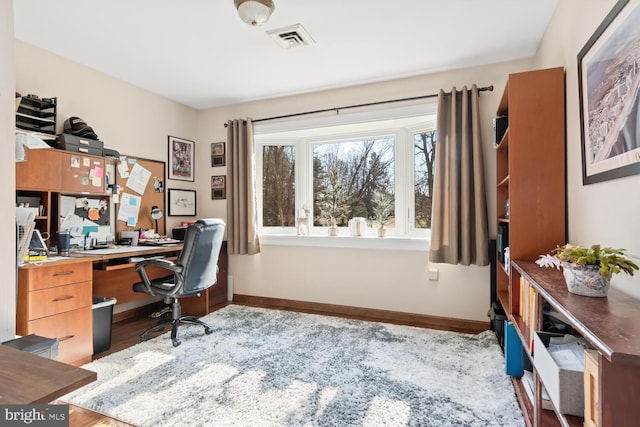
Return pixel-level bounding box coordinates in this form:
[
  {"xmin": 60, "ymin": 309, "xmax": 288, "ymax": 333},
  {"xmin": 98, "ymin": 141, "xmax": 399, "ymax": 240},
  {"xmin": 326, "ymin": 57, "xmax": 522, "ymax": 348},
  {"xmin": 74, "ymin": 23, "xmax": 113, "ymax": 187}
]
[
  {"xmin": 488, "ymin": 301, "xmax": 506, "ymax": 347},
  {"xmin": 172, "ymin": 227, "xmax": 187, "ymax": 241},
  {"xmin": 92, "ymin": 296, "xmax": 117, "ymax": 355},
  {"xmin": 2, "ymin": 334, "xmax": 58, "ymax": 360},
  {"xmin": 55, "ymin": 133, "xmax": 104, "ymax": 156},
  {"xmin": 493, "ymin": 115, "xmax": 508, "ymax": 146}
]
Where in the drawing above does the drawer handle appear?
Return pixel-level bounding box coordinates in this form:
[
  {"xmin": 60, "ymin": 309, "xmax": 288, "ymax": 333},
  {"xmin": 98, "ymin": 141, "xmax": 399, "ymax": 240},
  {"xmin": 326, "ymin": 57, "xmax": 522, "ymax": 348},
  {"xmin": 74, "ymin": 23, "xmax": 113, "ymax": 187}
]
[
  {"xmin": 79, "ymin": 147, "xmax": 89, "ymax": 153},
  {"xmin": 58, "ymin": 335, "xmax": 75, "ymax": 342},
  {"xmin": 52, "ymin": 271, "xmax": 75, "ymax": 277},
  {"xmin": 78, "ymin": 139, "xmax": 90, "ymax": 145},
  {"xmin": 52, "ymin": 295, "xmax": 75, "ymax": 302}
]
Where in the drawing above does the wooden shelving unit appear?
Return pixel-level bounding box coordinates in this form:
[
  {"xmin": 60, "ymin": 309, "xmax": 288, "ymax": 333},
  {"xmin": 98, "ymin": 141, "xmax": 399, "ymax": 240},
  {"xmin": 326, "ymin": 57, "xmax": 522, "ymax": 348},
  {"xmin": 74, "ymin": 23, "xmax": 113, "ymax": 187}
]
[
  {"xmin": 512, "ymin": 260, "xmax": 640, "ymax": 427},
  {"xmin": 494, "ymin": 67, "xmax": 566, "ymax": 314},
  {"xmin": 494, "ymin": 67, "xmax": 567, "ymax": 426}
]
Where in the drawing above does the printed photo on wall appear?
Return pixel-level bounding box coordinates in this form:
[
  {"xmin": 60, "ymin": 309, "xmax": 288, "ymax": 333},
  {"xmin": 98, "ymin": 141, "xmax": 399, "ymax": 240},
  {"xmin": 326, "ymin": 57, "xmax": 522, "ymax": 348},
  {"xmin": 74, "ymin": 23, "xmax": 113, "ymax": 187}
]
[
  {"xmin": 211, "ymin": 175, "xmax": 226, "ymax": 200},
  {"xmin": 211, "ymin": 142, "xmax": 225, "ymax": 167},
  {"xmin": 168, "ymin": 135, "xmax": 195, "ymax": 181}
]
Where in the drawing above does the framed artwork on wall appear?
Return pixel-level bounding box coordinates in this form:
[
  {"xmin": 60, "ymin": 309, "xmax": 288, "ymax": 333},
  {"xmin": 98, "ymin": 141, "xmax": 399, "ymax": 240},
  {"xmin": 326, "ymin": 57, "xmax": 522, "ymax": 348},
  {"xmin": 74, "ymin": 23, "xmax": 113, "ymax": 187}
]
[
  {"xmin": 168, "ymin": 135, "xmax": 195, "ymax": 181},
  {"xmin": 578, "ymin": 0, "xmax": 640, "ymax": 184},
  {"xmin": 211, "ymin": 175, "xmax": 226, "ymax": 200},
  {"xmin": 211, "ymin": 142, "xmax": 226, "ymax": 167},
  {"xmin": 168, "ymin": 188, "xmax": 196, "ymax": 216}
]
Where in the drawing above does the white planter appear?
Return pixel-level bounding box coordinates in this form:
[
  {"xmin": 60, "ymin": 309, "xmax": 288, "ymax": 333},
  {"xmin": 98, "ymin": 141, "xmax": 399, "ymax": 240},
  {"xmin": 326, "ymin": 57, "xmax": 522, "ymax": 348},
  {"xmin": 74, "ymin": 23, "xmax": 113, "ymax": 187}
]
[{"xmin": 561, "ymin": 263, "xmax": 610, "ymax": 297}]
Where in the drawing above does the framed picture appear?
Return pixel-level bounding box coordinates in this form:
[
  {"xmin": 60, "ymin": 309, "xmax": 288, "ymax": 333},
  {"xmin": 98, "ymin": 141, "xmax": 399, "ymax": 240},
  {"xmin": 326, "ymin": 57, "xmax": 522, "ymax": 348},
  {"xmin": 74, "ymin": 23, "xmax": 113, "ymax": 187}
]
[
  {"xmin": 211, "ymin": 142, "xmax": 226, "ymax": 167},
  {"xmin": 578, "ymin": 0, "xmax": 640, "ymax": 184},
  {"xmin": 168, "ymin": 189, "xmax": 196, "ymax": 216},
  {"xmin": 211, "ymin": 175, "xmax": 226, "ymax": 200},
  {"xmin": 168, "ymin": 136, "xmax": 195, "ymax": 181}
]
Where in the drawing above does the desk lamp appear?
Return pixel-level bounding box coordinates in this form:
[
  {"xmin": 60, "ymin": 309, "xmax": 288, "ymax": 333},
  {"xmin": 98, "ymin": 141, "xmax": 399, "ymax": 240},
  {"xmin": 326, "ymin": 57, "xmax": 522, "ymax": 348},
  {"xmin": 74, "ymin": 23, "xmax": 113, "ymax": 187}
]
[{"xmin": 150, "ymin": 206, "xmax": 163, "ymax": 233}]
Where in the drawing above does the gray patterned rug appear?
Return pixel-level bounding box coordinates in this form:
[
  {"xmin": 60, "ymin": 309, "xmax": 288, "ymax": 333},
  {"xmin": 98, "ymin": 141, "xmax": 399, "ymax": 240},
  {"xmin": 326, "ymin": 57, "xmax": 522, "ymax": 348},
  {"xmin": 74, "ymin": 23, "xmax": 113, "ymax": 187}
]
[{"xmin": 63, "ymin": 305, "xmax": 524, "ymax": 426}]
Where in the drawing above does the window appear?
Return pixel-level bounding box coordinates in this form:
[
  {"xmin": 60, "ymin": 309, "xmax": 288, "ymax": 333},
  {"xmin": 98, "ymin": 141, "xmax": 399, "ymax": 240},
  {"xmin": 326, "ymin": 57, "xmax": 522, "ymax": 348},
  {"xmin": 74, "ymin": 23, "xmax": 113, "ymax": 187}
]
[
  {"xmin": 256, "ymin": 105, "xmax": 436, "ymax": 241},
  {"xmin": 262, "ymin": 145, "xmax": 295, "ymax": 226},
  {"xmin": 413, "ymin": 130, "xmax": 436, "ymax": 229},
  {"xmin": 313, "ymin": 137, "xmax": 395, "ymax": 227}
]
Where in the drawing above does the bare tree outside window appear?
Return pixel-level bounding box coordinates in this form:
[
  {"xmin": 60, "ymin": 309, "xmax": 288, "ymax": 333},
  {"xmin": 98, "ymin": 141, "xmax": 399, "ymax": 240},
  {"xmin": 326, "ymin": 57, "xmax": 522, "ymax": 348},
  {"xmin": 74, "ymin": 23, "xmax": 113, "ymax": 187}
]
[
  {"xmin": 313, "ymin": 138, "xmax": 395, "ymax": 227},
  {"xmin": 256, "ymin": 111, "xmax": 435, "ymax": 237},
  {"xmin": 414, "ymin": 130, "xmax": 436, "ymax": 228},
  {"xmin": 262, "ymin": 145, "xmax": 295, "ymax": 226}
]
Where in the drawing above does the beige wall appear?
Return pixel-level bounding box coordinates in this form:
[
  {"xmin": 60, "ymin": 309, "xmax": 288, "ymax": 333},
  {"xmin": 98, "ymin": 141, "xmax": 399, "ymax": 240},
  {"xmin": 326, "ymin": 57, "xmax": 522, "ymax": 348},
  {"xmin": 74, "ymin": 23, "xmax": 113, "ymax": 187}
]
[
  {"xmin": 534, "ymin": 0, "xmax": 640, "ymax": 300},
  {"xmin": 8, "ymin": 1, "xmax": 635, "ymax": 328},
  {"xmin": 196, "ymin": 59, "xmax": 534, "ymax": 322},
  {"xmin": 1, "ymin": 0, "xmax": 17, "ymax": 340},
  {"xmin": 15, "ymin": 41, "xmax": 198, "ymax": 313},
  {"xmin": 15, "ymin": 40, "xmax": 198, "ymax": 233}
]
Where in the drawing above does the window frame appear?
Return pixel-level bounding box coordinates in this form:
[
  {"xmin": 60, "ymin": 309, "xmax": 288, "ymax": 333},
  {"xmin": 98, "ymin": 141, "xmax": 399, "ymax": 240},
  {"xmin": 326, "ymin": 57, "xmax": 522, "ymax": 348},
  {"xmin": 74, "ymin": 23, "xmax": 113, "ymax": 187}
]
[{"xmin": 255, "ymin": 104, "xmax": 437, "ymax": 244}]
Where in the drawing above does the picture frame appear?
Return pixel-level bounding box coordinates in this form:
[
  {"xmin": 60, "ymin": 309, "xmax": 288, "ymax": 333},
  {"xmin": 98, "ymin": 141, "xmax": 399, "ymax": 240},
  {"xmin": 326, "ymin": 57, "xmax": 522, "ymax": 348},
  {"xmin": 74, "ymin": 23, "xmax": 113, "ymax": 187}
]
[
  {"xmin": 211, "ymin": 175, "xmax": 226, "ymax": 200},
  {"xmin": 211, "ymin": 142, "xmax": 225, "ymax": 167},
  {"xmin": 168, "ymin": 189, "xmax": 197, "ymax": 216},
  {"xmin": 168, "ymin": 136, "xmax": 195, "ymax": 181},
  {"xmin": 578, "ymin": 0, "xmax": 640, "ymax": 185}
]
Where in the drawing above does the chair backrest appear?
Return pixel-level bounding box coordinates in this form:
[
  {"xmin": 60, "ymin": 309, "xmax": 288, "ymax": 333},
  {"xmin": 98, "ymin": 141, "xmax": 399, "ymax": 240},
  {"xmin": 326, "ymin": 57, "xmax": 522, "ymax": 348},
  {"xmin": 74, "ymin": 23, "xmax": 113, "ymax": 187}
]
[{"xmin": 175, "ymin": 218, "xmax": 225, "ymax": 296}]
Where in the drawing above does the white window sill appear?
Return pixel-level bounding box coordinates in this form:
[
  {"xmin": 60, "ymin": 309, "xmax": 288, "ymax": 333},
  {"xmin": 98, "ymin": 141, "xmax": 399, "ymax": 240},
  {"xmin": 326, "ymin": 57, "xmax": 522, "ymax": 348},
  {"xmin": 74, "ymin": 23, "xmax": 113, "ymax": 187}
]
[{"xmin": 259, "ymin": 234, "xmax": 429, "ymax": 251}]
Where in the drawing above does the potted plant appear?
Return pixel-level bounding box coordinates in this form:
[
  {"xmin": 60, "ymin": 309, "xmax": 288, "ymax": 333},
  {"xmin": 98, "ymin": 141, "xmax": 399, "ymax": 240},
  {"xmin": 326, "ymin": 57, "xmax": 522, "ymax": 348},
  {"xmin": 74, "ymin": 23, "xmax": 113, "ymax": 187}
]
[
  {"xmin": 536, "ymin": 244, "xmax": 638, "ymax": 297},
  {"xmin": 371, "ymin": 190, "xmax": 393, "ymax": 237}
]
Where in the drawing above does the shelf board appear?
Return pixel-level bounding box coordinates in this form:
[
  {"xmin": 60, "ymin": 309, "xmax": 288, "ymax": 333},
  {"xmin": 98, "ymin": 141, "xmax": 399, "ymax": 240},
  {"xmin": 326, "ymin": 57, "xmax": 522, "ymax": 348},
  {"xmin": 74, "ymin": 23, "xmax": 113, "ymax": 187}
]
[
  {"xmin": 497, "ymin": 289, "xmax": 509, "ymax": 312},
  {"xmin": 511, "ymin": 377, "xmax": 535, "ymax": 427}
]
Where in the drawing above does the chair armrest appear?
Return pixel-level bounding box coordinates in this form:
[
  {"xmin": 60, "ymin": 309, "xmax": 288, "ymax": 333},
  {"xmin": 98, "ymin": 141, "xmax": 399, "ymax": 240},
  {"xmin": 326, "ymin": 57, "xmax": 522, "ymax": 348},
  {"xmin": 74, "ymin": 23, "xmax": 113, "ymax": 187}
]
[
  {"xmin": 134, "ymin": 259, "xmax": 184, "ymax": 296},
  {"xmin": 136, "ymin": 258, "xmax": 183, "ymax": 272}
]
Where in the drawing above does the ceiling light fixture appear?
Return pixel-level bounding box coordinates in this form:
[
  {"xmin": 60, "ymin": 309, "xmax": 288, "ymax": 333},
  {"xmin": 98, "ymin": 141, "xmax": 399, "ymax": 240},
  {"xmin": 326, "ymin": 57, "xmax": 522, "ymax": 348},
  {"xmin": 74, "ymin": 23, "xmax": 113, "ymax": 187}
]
[{"xmin": 234, "ymin": 0, "xmax": 275, "ymax": 27}]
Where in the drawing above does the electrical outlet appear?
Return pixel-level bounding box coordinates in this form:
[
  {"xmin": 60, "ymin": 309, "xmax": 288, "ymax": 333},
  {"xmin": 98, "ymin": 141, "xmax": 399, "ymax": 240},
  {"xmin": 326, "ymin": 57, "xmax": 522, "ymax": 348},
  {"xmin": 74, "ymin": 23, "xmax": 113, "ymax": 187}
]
[{"xmin": 428, "ymin": 268, "xmax": 439, "ymax": 281}]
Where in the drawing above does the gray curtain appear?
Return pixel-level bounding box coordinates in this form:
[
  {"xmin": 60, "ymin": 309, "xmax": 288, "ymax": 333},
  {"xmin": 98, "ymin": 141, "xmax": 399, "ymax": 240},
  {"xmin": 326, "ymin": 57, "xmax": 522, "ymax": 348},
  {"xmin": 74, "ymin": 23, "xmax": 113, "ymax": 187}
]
[
  {"xmin": 226, "ymin": 118, "xmax": 261, "ymax": 255},
  {"xmin": 429, "ymin": 85, "xmax": 488, "ymax": 266}
]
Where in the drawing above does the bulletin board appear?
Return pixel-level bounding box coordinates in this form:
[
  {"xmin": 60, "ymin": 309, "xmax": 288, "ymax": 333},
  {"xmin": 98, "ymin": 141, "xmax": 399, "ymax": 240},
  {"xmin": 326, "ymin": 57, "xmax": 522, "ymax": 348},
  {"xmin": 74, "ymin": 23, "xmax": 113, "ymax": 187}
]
[{"xmin": 115, "ymin": 156, "xmax": 166, "ymax": 237}]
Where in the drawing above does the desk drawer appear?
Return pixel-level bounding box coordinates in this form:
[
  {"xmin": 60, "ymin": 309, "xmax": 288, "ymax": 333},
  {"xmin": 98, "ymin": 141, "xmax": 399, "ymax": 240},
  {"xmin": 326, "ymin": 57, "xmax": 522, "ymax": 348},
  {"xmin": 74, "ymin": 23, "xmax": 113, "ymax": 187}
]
[
  {"xmin": 21, "ymin": 261, "xmax": 92, "ymax": 291},
  {"xmin": 28, "ymin": 281, "xmax": 91, "ymax": 320},
  {"xmin": 27, "ymin": 308, "xmax": 92, "ymax": 365}
]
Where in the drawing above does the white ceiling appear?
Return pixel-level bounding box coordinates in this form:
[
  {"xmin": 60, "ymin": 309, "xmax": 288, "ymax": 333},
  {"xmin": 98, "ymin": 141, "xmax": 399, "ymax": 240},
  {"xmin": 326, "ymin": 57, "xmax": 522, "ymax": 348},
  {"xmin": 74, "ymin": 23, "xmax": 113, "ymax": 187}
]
[{"xmin": 13, "ymin": 0, "xmax": 558, "ymax": 110}]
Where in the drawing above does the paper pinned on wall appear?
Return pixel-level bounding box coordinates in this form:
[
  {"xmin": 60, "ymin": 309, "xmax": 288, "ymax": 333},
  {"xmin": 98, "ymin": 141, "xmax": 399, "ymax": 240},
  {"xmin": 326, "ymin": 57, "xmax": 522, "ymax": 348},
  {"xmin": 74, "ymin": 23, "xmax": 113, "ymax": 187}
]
[
  {"xmin": 126, "ymin": 163, "xmax": 151, "ymax": 195},
  {"xmin": 118, "ymin": 159, "xmax": 130, "ymax": 178},
  {"xmin": 117, "ymin": 192, "xmax": 141, "ymax": 225}
]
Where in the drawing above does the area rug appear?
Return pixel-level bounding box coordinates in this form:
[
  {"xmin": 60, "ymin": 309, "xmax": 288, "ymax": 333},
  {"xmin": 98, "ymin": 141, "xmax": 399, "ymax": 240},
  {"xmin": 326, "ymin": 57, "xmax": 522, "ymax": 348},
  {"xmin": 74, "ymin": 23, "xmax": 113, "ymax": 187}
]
[{"xmin": 62, "ymin": 305, "xmax": 524, "ymax": 426}]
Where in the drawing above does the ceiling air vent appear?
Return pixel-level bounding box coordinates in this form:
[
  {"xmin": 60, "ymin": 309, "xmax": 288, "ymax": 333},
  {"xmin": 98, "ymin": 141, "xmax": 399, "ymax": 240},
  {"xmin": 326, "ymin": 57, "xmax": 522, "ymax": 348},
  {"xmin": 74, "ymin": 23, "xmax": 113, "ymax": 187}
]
[{"xmin": 267, "ymin": 24, "xmax": 315, "ymax": 49}]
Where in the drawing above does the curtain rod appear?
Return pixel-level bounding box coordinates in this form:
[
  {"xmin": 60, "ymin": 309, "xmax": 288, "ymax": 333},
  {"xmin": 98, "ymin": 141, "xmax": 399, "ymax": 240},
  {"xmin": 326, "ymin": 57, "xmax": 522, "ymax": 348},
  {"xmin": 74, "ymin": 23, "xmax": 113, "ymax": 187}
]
[{"xmin": 223, "ymin": 85, "xmax": 493, "ymax": 127}]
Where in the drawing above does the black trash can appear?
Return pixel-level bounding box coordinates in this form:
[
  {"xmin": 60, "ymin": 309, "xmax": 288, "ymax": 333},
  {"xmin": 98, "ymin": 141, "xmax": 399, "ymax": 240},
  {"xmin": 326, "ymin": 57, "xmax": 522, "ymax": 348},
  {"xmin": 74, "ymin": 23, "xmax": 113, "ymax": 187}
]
[{"xmin": 92, "ymin": 297, "xmax": 117, "ymax": 355}]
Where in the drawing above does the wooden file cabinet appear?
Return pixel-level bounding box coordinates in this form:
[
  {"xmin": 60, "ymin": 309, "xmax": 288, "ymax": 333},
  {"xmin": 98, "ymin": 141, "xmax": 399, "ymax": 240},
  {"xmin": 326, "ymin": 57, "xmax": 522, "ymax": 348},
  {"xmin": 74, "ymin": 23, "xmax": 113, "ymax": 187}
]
[{"xmin": 17, "ymin": 259, "xmax": 93, "ymax": 366}]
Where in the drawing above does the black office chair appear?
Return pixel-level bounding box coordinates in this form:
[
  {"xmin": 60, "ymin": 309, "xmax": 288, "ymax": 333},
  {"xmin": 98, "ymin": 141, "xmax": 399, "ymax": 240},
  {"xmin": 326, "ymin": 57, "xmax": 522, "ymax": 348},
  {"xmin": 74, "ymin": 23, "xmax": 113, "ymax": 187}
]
[{"xmin": 132, "ymin": 218, "xmax": 225, "ymax": 347}]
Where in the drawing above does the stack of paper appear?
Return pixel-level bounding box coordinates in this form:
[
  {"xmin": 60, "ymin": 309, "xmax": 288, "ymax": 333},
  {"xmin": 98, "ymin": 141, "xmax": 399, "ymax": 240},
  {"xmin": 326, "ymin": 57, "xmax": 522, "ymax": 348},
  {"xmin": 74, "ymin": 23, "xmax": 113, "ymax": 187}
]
[{"xmin": 548, "ymin": 335, "xmax": 589, "ymax": 371}]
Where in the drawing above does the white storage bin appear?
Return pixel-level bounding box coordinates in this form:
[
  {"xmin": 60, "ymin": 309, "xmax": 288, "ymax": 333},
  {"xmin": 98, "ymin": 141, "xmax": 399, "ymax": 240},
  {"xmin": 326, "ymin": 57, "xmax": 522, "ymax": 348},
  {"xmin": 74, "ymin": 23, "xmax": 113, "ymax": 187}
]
[{"xmin": 533, "ymin": 332, "xmax": 585, "ymax": 416}]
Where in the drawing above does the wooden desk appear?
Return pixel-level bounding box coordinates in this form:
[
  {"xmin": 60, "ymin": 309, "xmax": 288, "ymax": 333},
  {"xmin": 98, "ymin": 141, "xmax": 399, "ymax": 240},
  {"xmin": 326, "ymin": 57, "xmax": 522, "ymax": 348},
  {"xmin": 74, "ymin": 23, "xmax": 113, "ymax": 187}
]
[
  {"xmin": 0, "ymin": 345, "xmax": 95, "ymax": 404},
  {"xmin": 72, "ymin": 245, "xmax": 183, "ymax": 308},
  {"xmin": 79, "ymin": 242, "xmax": 228, "ymax": 318}
]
